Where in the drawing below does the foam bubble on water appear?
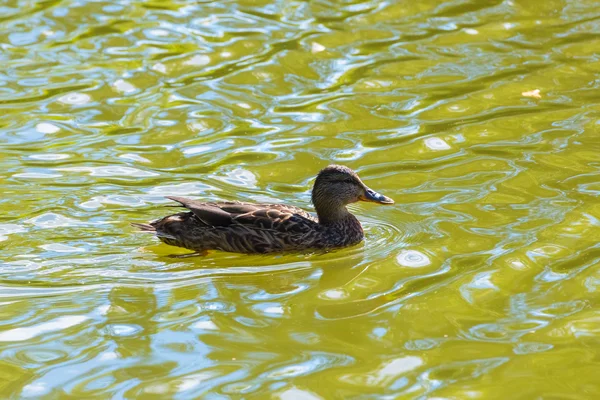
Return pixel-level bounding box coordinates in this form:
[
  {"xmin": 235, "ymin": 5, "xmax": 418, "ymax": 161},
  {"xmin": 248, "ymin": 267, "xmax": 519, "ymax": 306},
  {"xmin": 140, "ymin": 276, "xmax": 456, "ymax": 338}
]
[
  {"xmin": 264, "ymin": 306, "xmax": 284, "ymax": 315},
  {"xmin": 448, "ymin": 104, "xmax": 467, "ymax": 112},
  {"xmin": 152, "ymin": 63, "xmax": 167, "ymax": 74},
  {"xmin": 99, "ymin": 351, "xmax": 118, "ymax": 361},
  {"xmin": 192, "ymin": 320, "xmax": 218, "ymax": 330},
  {"xmin": 29, "ymin": 153, "xmax": 69, "ymax": 160},
  {"xmin": 119, "ymin": 153, "xmax": 150, "ymax": 163},
  {"xmin": 321, "ymin": 289, "xmax": 347, "ymax": 300},
  {"xmin": 58, "ymin": 93, "xmax": 91, "ymax": 105},
  {"xmin": 253, "ymin": 71, "xmax": 272, "ymax": 80},
  {"xmin": 184, "ymin": 54, "xmax": 210, "ymax": 66},
  {"xmin": 396, "ymin": 250, "xmax": 431, "ymax": 268},
  {"xmin": 522, "ymin": 89, "xmax": 541, "ymax": 99},
  {"xmin": 509, "ymin": 259, "xmax": 527, "ymax": 270},
  {"xmin": 35, "ymin": 122, "xmax": 60, "ymax": 134},
  {"xmin": 464, "ymin": 28, "xmax": 479, "ymax": 35},
  {"xmin": 424, "ymin": 137, "xmax": 451, "ymax": 151},
  {"xmin": 439, "ymin": 22, "xmax": 458, "ymax": 31},
  {"xmin": 148, "ymin": 29, "xmax": 169, "ymax": 37},
  {"xmin": 0, "ymin": 315, "xmax": 89, "ymax": 342},
  {"xmin": 311, "ymin": 42, "xmax": 326, "ymax": 53},
  {"xmin": 112, "ymin": 79, "xmax": 137, "ymax": 94}
]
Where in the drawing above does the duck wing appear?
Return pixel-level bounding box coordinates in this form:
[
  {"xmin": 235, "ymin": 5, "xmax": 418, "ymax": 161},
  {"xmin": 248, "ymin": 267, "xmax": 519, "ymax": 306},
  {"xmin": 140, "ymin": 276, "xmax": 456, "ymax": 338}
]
[{"xmin": 165, "ymin": 196, "xmax": 317, "ymax": 232}]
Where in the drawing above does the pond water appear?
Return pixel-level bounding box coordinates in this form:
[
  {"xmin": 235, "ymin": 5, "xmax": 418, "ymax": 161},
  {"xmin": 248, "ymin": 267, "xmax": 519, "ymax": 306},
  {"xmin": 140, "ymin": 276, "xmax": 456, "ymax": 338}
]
[{"xmin": 1, "ymin": 0, "xmax": 600, "ymax": 398}]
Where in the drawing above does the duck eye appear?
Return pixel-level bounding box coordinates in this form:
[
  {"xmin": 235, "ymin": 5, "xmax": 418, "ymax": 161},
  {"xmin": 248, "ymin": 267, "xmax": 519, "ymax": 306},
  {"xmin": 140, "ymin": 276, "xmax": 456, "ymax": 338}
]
[{"xmin": 343, "ymin": 178, "xmax": 354, "ymax": 184}]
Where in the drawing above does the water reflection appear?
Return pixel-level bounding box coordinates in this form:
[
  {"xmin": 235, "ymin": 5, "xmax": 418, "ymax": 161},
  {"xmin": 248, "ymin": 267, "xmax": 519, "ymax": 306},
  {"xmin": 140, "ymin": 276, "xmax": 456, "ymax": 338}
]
[{"xmin": 1, "ymin": 0, "xmax": 600, "ymax": 397}]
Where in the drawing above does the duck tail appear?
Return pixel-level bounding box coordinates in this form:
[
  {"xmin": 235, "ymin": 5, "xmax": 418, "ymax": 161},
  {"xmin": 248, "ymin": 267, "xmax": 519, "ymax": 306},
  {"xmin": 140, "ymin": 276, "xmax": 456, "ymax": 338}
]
[
  {"xmin": 131, "ymin": 221, "xmax": 178, "ymax": 240},
  {"xmin": 131, "ymin": 222, "xmax": 156, "ymax": 232}
]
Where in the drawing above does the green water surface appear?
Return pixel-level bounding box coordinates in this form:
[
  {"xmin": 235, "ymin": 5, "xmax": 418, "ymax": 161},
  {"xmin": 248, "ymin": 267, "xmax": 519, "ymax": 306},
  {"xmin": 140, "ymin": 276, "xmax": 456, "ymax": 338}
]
[{"xmin": 1, "ymin": 0, "xmax": 600, "ymax": 398}]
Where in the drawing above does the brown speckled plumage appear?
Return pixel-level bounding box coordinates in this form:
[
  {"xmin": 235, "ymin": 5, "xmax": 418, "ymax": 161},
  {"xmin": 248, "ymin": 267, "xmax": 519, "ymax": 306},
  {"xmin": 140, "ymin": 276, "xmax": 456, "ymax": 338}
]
[{"xmin": 133, "ymin": 165, "xmax": 393, "ymax": 255}]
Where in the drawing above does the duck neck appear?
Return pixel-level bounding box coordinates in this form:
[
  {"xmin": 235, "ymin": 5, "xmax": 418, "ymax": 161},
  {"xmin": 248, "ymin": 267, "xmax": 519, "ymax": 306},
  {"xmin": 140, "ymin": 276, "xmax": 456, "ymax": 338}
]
[{"xmin": 314, "ymin": 200, "xmax": 352, "ymax": 226}]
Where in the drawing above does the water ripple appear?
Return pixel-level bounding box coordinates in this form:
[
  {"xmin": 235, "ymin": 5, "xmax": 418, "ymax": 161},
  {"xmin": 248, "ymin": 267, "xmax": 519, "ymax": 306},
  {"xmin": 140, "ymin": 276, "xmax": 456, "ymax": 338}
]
[{"xmin": 1, "ymin": 0, "xmax": 599, "ymax": 398}]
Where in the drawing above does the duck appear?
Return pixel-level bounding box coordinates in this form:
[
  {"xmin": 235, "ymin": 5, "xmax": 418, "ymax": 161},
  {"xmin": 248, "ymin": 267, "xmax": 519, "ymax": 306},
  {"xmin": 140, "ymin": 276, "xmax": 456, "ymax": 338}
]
[{"xmin": 132, "ymin": 164, "xmax": 394, "ymax": 256}]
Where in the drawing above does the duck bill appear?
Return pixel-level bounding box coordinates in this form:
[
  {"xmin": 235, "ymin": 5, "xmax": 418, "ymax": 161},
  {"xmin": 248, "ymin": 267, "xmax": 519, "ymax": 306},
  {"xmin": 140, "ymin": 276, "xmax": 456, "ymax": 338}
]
[{"xmin": 359, "ymin": 187, "xmax": 394, "ymax": 204}]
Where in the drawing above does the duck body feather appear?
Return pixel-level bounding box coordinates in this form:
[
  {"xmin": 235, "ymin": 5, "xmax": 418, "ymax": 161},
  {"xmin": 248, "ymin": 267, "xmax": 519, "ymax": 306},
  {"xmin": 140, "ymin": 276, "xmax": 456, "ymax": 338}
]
[{"xmin": 138, "ymin": 196, "xmax": 364, "ymax": 254}]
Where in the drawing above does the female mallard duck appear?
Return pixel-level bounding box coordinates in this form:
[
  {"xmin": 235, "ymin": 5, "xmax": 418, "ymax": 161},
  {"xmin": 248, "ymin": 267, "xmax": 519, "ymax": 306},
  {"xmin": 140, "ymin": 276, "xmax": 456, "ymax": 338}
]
[{"xmin": 133, "ymin": 165, "xmax": 393, "ymax": 255}]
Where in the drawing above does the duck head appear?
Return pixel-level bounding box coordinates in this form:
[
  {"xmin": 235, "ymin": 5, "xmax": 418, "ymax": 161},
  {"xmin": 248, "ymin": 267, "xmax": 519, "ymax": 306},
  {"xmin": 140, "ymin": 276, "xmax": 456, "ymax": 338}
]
[{"xmin": 311, "ymin": 164, "xmax": 394, "ymax": 224}]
